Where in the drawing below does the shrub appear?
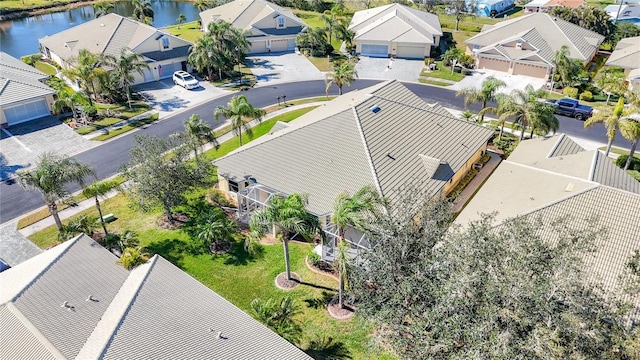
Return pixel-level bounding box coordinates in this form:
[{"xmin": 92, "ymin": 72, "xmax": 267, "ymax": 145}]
[
  {"xmin": 424, "ymin": 57, "xmax": 432, "ymax": 65},
  {"xmin": 616, "ymin": 155, "xmax": 640, "ymax": 171},
  {"xmin": 628, "ymin": 170, "xmax": 640, "ymax": 182},
  {"xmin": 563, "ymin": 87, "xmax": 579, "ymax": 99},
  {"xmin": 461, "ymin": 68, "xmax": 471, "ymax": 75},
  {"xmin": 82, "ymin": 105, "xmax": 97, "ymax": 119},
  {"xmin": 207, "ymin": 188, "xmax": 230, "ymax": 207},
  {"xmin": 308, "ymin": 251, "xmax": 321, "ymax": 266},
  {"xmin": 579, "ymin": 91, "xmax": 593, "ymax": 101}
]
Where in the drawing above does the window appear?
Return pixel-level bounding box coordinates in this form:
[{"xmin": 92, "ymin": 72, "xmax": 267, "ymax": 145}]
[
  {"xmin": 473, "ymin": 44, "xmax": 480, "ymax": 51},
  {"xmin": 162, "ymin": 37, "xmax": 170, "ymax": 49},
  {"xmin": 277, "ymin": 17, "xmax": 285, "ymax": 28},
  {"xmin": 229, "ymin": 180, "xmax": 239, "ymax": 192}
]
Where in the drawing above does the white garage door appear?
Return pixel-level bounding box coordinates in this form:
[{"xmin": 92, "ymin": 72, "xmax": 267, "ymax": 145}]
[
  {"xmin": 4, "ymin": 99, "xmax": 50, "ymax": 126},
  {"xmin": 512, "ymin": 62, "xmax": 548, "ymax": 78},
  {"xmin": 396, "ymin": 45, "xmax": 425, "ymax": 59},
  {"xmin": 287, "ymin": 38, "xmax": 296, "ymax": 51},
  {"xmin": 250, "ymin": 40, "xmax": 267, "ymax": 54},
  {"xmin": 270, "ymin": 39, "xmax": 288, "ymax": 53},
  {"xmin": 361, "ymin": 44, "xmax": 388, "ymax": 57}
]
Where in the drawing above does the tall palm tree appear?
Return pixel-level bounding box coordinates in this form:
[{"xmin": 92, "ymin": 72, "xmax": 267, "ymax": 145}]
[
  {"xmin": 103, "ymin": 48, "xmax": 150, "ymax": 109},
  {"xmin": 250, "ymin": 194, "xmax": 322, "ymax": 280},
  {"xmin": 82, "ymin": 179, "xmax": 119, "ymax": 235},
  {"xmin": 331, "ymin": 185, "xmax": 384, "ymax": 308},
  {"xmin": 620, "ymin": 118, "xmax": 640, "ymax": 170},
  {"xmin": 456, "ymin": 76, "xmax": 506, "ymax": 122},
  {"xmin": 321, "ymin": 9, "xmax": 338, "ymax": 43},
  {"xmin": 63, "ymin": 49, "xmax": 103, "ymax": 105},
  {"xmin": 584, "ymin": 98, "xmax": 631, "ymax": 157},
  {"xmin": 325, "ymin": 62, "xmax": 358, "ymax": 96},
  {"xmin": 131, "ymin": 0, "xmax": 154, "ymax": 24},
  {"xmin": 595, "ymin": 67, "xmax": 626, "ymax": 105},
  {"xmin": 194, "ymin": 0, "xmax": 212, "ymax": 12},
  {"xmin": 188, "ymin": 35, "xmax": 216, "ymax": 80},
  {"xmin": 184, "ymin": 114, "xmax": 218, "ymax": 162},
  {"xmin": 176, "ymin": 13, "xmax": 187, "ymax": 28},
  {"xmin": 335, "ymin": 20, "xmax": 355, "ymax": 49},
  {"xmin": 93, "ymin": 2, "xmax": 114, "ymax": 18},
  {"xmin": 214, "ymin": 95, "xmax": 266, "ymax": 146},
  {"xmin": 552, "ymin": 45, "xmax": 582, "ymax": 88},
  {"xmin": 492, "ymin": 85, "xmax": 553, "ymax": 141},
  {"xmin": 18, "ymin": 153, "xmax": 93, "ymax": 231}
]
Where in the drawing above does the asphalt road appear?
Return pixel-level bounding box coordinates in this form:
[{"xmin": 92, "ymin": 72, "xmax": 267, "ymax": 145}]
[{"xmin": 0, "ymin": 80, "xmax": 629, "ymax": 224}]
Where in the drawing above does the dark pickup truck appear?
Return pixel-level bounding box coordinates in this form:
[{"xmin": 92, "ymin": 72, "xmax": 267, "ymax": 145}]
[{"xmin": 546, "ymin": 98, "xmax": 593, "ymax": 121}]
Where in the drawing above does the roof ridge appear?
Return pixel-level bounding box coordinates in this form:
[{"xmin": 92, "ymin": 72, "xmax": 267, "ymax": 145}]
[
  {"xmin": 547, "ymin": 14, "xmax": 588, "ymax": 59},
  {"xmin": 588, "ymin": 150, "xmax": 599, "ymax": 181},
  {"xmin": 518, "ymin": 183, "xmax": 600, "ymax": 218},
  {"xmin": 352, "ymin": 106, "xmax": 385, "ymax": 198},
  {"xmin": 76, "ymin": 255, "xmax": 159, "ymax": 359},
  {"xmin": 0, "ymin": 62, "xmax": 46, "ymax": 77},
  {"xmin": 102, "ymin": 15, "xmax": 125, "ymax": 57},
  {"xmin": 0, "ymin": 76, "xmax": 53, "ymax": 92},
  {"xmin": 232, "ymin": 0, "xmax": 257, "ymax": 24},
  {"xmin": 355, "ymin": 11, "xmax": 398, "ymax": 38},
  {"xmin": 506, "ymin": 159, "xmax": 598, "ymax": 184},
  {"xmin": 5, "ymin": 302, "xmax": 65, "ymax": 359}
]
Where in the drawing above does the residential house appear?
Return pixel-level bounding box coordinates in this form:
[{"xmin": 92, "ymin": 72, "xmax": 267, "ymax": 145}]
[
  {"xmin": 467, "ymin": 0, "xmax": 516, "ymax": 17},
  {"xmin": 605, "ymin": 4, "xmax": 640, "ymax": 25},
  {"xmin": 0, "ymin": 234, "xmax": 311, "ymax": 359},
  {"xmin": 465, "ymin": 13, "xmax": 604, "ymax": 79},
  {"xmin": 524, "ymin": 0, "xmax": 585, "ymax": 14},
  {"xmin": 213, "ymin": 81, "xmax": 494, "ymax": 256},
  {"xmin": 39, "ymin": 13, "xmax": 192, "ymax": 85},
  {"xmin": 0, "ymin": 52, "xmax": 55, "ymax": 127},
  {"xmin": 606, "ymin": 36, "xmax": 640, "ymax": 92},
  {"xmin": 348, "ymin": 3, "xmax": 442, "ymax": 59},
  {"xmin": 455, "ymin": 134, "xmax": 640, "ymax": 322},
  {"xmin": 200, "ymin": 0, "xmax": 306, "ymax": 54}
]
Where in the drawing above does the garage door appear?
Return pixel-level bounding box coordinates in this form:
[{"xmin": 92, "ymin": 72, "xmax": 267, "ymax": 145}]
[
  {"xmin": 250, "ymin": 40, "xmax": 267, "ymax": 54},
  {"xmin": 361, "ymin": 44, "xmax": 388, "ymax": 57},
  {"xmin": 396, "ymin": 45, "xmax": 425, "ymax": 59},
  {"xmin": 159, "ymin": 63, "xmax": 174, "ymax": 79},
  {"xmin": 512, "ymin": 62, "xmax": 548, "ymax": 79},
  {"xmin": 287, "ymin": 38, "xmax": 296, "ymax": 51},
  {"xmin": 270, "ymin": 39, "xmax": 288, "ymax": 53},
  {"xmin": 478, "ymin": 57, "xmax": 510, "ymax": 72},
  {"xmin": 4, "ymin": 99, "xmax": 50, "ymax": 126}
]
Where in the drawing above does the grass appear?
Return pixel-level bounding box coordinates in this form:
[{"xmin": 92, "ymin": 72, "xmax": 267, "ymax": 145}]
[
  {"xmin": 419, "ymin": 79, "xmax": 453, "ymax": 86},
  {"xmin": 165, "ymin": 21, "xmax": 204, "ymax": 44},
  {"xmin": 262, "ymin": 96, "xmax": 333, "ymax": 113},
  {"xmin": 0, "ymin": 0, "xmax": 82, "ymax": 12},
  {"xmin": 293, "ymin": 10, "xmax": 326, "ymax": 28},
  {"xmin": 93, "ymin": 114, "xmax": 159, "ymax": 141},
  {"xmin": 444, "ymin": 29, "xmax": 477, "ymax": 51},
  {"xmin": 73, "ymin": 101, "xmax": 151, "ymax": 138},
  {"xmin": 420, "ymin": 61, "xmax": 466, "ymax": 82},
  {"xmin": 598, "ymin": 146, "xmax": 640, "ymax": 160},
  {"xmin": 35, "ymin": 61, "xmax": 57, "ymax": 75},
  {"xmin": 306, "ymin": 52, "xmax": 350, "ymax": 72}
]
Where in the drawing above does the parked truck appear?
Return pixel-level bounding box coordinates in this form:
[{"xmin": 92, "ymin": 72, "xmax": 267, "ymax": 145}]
[{"xmin": 546, "ymin": 98, "xmax": 594, "ymax": 121}]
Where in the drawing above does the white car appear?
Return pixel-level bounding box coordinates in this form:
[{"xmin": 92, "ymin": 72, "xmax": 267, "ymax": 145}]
[{"xmin": 172, "ymin": 71, "xmax": 199, "ymax": 90}]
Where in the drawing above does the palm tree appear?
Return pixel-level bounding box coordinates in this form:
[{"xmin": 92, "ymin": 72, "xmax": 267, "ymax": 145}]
[
  {"xmin": 333, "ymin": 240, "xmax": 352, "ymax": 309},
  {"xmin": 194, "ymin": 0, "xmax": 212, "ymax": 12},
  {"xmin": 331, "ymin": 185, "xmax": 384, "ymax": 308},
  {"xmin": 459, "ymin": 110, "xmax": 477, "ymax": 123},
  {"xmin": 176, "ymin": 13, "xmax": 187, "ymax": 28},
  {"xmin": 52, "ymin": 89, "xmax": 90, "ymax": 118},
  {"xmin": 321, "ymin": 10, "xmax": 339, "ymax": 43},
  {"xmin": 131, "ymin": 0, "xmax": 154, "ymax": 24},
  {"xmin": 527, "ymin": 101, "xmax": 559, "ymax": 138},
  {"xmin": 59, "ymin": 215, "xmax": 98, "ymax": 241},
  {"xmin": 595, "ymin": 67, "xmax": 626, "ymax": 105},
  {"xmin": 620, "ymin": 118, "xmax": 640, "ymax": 170},
  {"xmin": 63, "ymin": 49, "xmax": 103, "ymax": 105},
  {"xmin": 189, "ymin": 36, "xmax": 216, "ymax": 80},
  {"xmin": 335, "ymin": 20, "xmax": 355, "ymax": 50},
  {"xmin": 103, "ymin": 48, "xmax": 150, "ymax": 109},
  {"xmin": 250, "ymin": 194, "xmax": 322, "ymax": 281},
  {"xmin": 117, "ymin": 247, "xmax": 149, "ymax": 269},
  {"xmin": 491, "ymin": 85, "xmax": 553, "ymax": 141},
  {"xmin": 214, "ymin": 95, "xmax": 266, "ymax": 146},
  {"xmin": 184, "ymin": 114, "xmax": 218, "ymax": 162},
  {"xmin": 584, "ymin": 98, "xmax": 631, "ymax": 157},
  {"xmin": 552, "ymin": 45, "xmax": 582, "ymax": 88},
  {"xmin": 196, "ymin": 208, "xmax": 238, "ymax": 253},
  {"xmin": 18, "ymin": 153, "xmax": 93, "ymax": 231},
  {"xmin": 456, "ymin": 76, "xmax": 506, "ymax": 122},
  {"xmin": 325, "ymin": 62, "xmax": 358, "ymax": 96},
  {"xmin": 82, "ymin": 179, "xmax": 119, "ymax": 235},
  {"xmin": 93, "ymin": 2, "xmax": 114, "ymax": 18}
]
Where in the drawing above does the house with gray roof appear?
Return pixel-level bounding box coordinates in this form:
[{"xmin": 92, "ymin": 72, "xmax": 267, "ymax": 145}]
[
  {"xmin": 200, "ymin": 0, "xmax": 306, "ymax": 54},
  {"xmin": 348, "ymin": 3, "xmax": 442, "ymax": 59},
  {"xmin": 39, "ymin": 13, "xmax": 193, "ymax": 85},
  {"xmin": 465, "ymin": 13, "xmax": 604, "ymax": 79},
  {"xmin": 214, "ymin": 80, "xmax": 493, "ymax": 256},
  {"xmin": 606, "ymin": 36, "xmax": 640, "ymax": 93},
  {"xmin": 0, "ymin": 234, "xmax": 311, "ymax": 359},
  {"xmin": 455, "ymin": 134, "xmax": 640, "ymax": 321},
  {"xmin": 0, "ymin": 52, "xmax": 55, "ymax": 127}
]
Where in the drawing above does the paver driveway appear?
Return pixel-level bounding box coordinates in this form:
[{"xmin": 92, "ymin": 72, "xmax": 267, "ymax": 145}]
[
  {"xmin": 449, "ymin": 68, "xmax": 547, "ymax": 94},
  {"xmin": 355, "ymin": 57, "xmax": 424, "ymax": 81},
  {"xmin": 246, "ymin": 52, "xmax": 325, "ymax": 86}
]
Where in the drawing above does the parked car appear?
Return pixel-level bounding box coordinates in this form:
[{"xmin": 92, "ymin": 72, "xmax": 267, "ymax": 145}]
[
  {"xmin": 172, "ymin": 71, "xmax": 199, "ymax": 90},
  {"xmin": 546, "ymin": 98, "xmax": 593, "ymax": 121}
]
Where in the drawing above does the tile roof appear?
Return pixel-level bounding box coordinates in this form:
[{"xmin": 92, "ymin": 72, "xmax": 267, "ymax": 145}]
[
  {"xmin": 1, "ymin": 235, "xmax": 310, "ymax": 359},
  {"xmin": 466, "ymin": 13, "xmax": 604, "ymax": 63},
  {"xmin": 200, "ymin": 0, "xmax": 305, "ymax": 35},
  {"xmin": 214, "ymin": 81, "xmax": 494, "ymax": 215},
  {"xmin": 349, "ymin": 4, "xmax": 442, "ymax": 44},
  {"xmin": 39, "ymin": 13, "xmax": 192, "ymax": 64},
  {"xmin": 0, "ymin": 51, "xmax": 55, "ymax": 107},
  {"xmin": 606, "ymin": 36, "xmax": 640, "ymax": 69},
  {"xmin": 548, "ymin": 133, "xmax": 585, "ymax": 157}
]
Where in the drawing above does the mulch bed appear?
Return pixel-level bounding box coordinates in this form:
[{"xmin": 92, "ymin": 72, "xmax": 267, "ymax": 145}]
[
  {"xmin": 157, "ymin": 213, "xmax": 189, "ymax": 229},
  {"xmin": 275, "ymin": 272, "xmax": 301, "ymax": 290},
  {"xmin": 306, "ymin": 257, "xmax": 338, "ymax": 280},
  {"xmin": 209, "ymin": 240, "xmax": 232, "ymax": 255},
  {"xmin": 327, "ymin": 298, "xmax": 355, "ymax": 320}
]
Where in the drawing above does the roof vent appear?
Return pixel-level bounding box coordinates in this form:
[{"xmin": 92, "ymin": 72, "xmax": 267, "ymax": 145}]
[
  {"xmin": 61, "ymin": 301, "xmax": 68, "ymax": 308},
  {"xmin": 217, "ymin": 331, "xmax": 222, "ymax": 339},
  {"xmin": 386, "ymin": 152, "xmax": 396, "ymax": 161},
  {"xmin": 565, "ymin": 183, "xmax": 574, "ymax": 192},
  {"xmin": 516, "ymin": 40, "xmax": 523, "ymax": 49},
  {"xmin": 370, "ymin": 105, "xmax": 381, "ymax": 113},
  {"xmin": 155, "ymin": 34, "xmax": 163, "ymax": 40},
  {"xmin": 86, "ymin": 295, "xmax": 96, "ymax": 302}
]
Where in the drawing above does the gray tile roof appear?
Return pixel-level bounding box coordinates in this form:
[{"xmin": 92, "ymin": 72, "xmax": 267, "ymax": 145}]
[
  {"xmin": 141, "ymin": 44, "xmax": 191, "ymax": 61},
  {"xmin": 466, "ymin": 13, "xmax": 604, "ymax": 63},
  {"xmin": 1, "ymin": 234, "xmax": 310, "ymax": 359},
  {"xmin": 548, "ymin": 133, "xmax": 585, "ymax": 157},
  {"xmin": 591, "ymin": 151, "xmax": 640, "ymax": 193},
  {"xmin": 39, "ymin": 13, "xmax": 192, "ymax": 64},
  {"xmin": 214, "ymin": 81, "xmax": 494, "ymax": 214},
  {"xmin": 606, "ymin": 36, "xmax": 640, "ymax": 69},
  {"xmin": 349, "ymin": 3, "xmax": 442, "ymax": 44},
  {"xmin": 0, "ymin": 51, "xmax": 55, "ymax": 107}
]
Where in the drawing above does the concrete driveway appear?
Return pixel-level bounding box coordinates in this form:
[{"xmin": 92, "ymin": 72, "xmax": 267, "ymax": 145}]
[
  {"xmin": 355, "ymin": 57, "xmax": 424, "ymax": 81},
  {"xmin": 0, "ymin": 117, "xmax": 97, "ymax": 181},
  {"xmin": 449, "ymin": 68, "xmax": 547, "ymax": 94},
  {"xmin": 134, "ymin": 78, "xmax": 231, "ymax": 118},
  {"xmin": 246, "ymin": 53, "xmax": 325, "ymax": 86}
]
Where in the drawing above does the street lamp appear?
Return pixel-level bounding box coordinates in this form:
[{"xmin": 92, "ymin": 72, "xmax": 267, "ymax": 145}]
[{"xmin": 235, "ymin": 46, "xmax": 242, "ymax": 85}]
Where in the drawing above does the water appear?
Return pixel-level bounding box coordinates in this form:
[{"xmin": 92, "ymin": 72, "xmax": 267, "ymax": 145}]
[{"xmin": 0, "ymin": 1, "xmax": 200, "ymax": 59}]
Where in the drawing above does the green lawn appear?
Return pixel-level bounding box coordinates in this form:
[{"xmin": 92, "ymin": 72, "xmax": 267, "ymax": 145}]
[
  {"xmin": 420, "ymin": 61, "xmax": 466, "ymax": 82},
  {"xmin": 165, "ymin": 21, "xmax": 203, "ymax": 43},
  {"xmin": 419, "ymin": 79, "xmax": 453, "ymax": 86},
  {"xmin": 293, "ymin": 10, "xmax": 326, "ymax": 28},
  {"xmin": 0, "ymin": 0, "xmax": 79, "ymax": 12},
  {"xmin": 35, "ymin": 61, "xmax": 57, "ymax": 75},
  {"xmin": 444, "ymin": 29, "xmax": 477, "ymax": 51},
  {"xmin": 599, "ymin": 146, "xmax": 640, "ymax": 160}
]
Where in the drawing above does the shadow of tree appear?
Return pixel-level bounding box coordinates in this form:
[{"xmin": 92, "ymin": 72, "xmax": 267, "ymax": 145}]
[
  {"xmin": 146, "ymin": 238, "xmax": 188, "ymax": 268},
  {"xmin": 223, "ymin": 241, "xmax": 260, "ymax": 266},
  {"xmin": 0, "ymin": 153, "xmax": 29, "ymax": 181},
  {"xmin": 304, "ymin": 291, "xmax": 334, "ymax": 309},
  {"xmin": 305, "ymin": 336, "xmax": 352, "ymax": 360}
]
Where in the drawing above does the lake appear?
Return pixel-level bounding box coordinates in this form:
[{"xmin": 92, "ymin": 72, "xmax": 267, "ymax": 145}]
[{"xmin": 0, "ymin": 0, "xmax": 200, "ymax": 59}]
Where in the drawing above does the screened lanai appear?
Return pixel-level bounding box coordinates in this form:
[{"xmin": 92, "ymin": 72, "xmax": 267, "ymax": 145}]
[
  {"xmin": 321, "ymin": 223, "xmax": 370, "ymax": 263},
  {"xmin": 236, "ymin": 183, "xmax": 285, "ymax": 223}
]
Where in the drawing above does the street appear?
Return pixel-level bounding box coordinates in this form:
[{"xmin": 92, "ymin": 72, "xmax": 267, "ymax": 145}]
[{"xmin": 0, "ymin": 80, "xmax": 629, "ymax": 224}]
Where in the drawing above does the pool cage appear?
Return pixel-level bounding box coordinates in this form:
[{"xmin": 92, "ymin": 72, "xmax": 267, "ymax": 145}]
[
  {"xmin": 236, "ymin": 184, "xmax": 285, "ymax": 224},
  {"xmin": 321, "ymin": 223, "xmax": 370, "ymax": 264}
]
